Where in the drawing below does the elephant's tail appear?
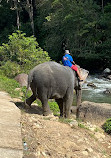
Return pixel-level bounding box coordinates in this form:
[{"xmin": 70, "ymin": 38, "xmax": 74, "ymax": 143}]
[{"xmin": 25, "ymin": 71, "xmax": 33, "ymax": 102}]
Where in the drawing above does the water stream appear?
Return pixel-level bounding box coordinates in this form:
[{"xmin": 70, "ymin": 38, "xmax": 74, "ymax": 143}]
[{"xmin": 82, "ymin": 75, "xmax": 111, "ymax": 104}]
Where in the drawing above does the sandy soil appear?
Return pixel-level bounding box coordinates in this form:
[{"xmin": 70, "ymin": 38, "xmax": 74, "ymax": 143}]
[{"xmin": 16, "ymin": 102, "xmax": 111, "ymax": 158}]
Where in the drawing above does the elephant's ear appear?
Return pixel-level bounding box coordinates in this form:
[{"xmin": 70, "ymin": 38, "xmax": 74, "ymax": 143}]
[{"xmin": 79, "ymin": 68, "xmax": 89, "ymax": 82}]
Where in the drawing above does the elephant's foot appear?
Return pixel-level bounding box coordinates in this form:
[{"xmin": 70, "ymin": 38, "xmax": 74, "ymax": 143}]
[
  {"xmin": 60, "ymin": 113, "xmax": 63, "ymax": 118},
  {"xmin": 43, "ymin": 109, "xmax": 52, "ymax": 116},
  {"xmin": 65, "ymin": 114, "xmax": 70, "ymax": 118},
  {"xmin": 25, "ymin": 95, "xmax": 36, "ymax": 108},
  {"xmin": 25, "ymin": 99, "xmax": 32, "ymax": 108}
]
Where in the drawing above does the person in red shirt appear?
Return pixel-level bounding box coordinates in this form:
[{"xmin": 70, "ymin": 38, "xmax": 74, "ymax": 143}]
[{"xmin": 62, "ymin": 50, "xmax": 83, "ymax": 82}]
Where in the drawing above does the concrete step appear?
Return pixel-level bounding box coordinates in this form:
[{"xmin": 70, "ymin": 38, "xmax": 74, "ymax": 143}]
[{"xmin": 0, "ymin": 92, "xmax": 23, "ymax": 158}]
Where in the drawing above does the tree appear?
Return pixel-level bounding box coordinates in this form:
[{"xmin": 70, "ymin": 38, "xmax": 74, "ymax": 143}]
[
  {"xmin": 36, "ymin": 0, "xmax": 99, "ymax": 59},
  {"xmin": 0, "ymin": 1, "xmax": 17, "ymax": 44},
  {"xmin": 34, "ymin": 0, "xmax": 111, "ymax": 70},
  {"xmin": 0, "ymin": 0, "xmax": 35, "ymax": 35},
  {"xmin": 0, "ymin": 30, "xmax": 50, "ymax": 77},
  {"xmin": 0, "ymin": 0, "xmax": 111, "ymax": 70}
]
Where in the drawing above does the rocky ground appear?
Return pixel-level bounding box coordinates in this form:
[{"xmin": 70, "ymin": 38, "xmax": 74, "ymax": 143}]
[{"xmin": 14, "ymin": 101, "xmax": 111, "ymax": 158}]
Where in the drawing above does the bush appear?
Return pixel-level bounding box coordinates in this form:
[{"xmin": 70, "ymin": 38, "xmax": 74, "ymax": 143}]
[
  {"xmin": 49, "ymin": 101, "xmax": 60, "ymax": 115},
  {"xmin": 103, "ymin": 118, "xmax": 111, "ymax": 134},
  {"xmin": 0, "ymin": 30, "xmax": 51, "ymax": 77},
  {"xmin": 0, "ymin": 61, "xmax": 21, "ymax": 78}
]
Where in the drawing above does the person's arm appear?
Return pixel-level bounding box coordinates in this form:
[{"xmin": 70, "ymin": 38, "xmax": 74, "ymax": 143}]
[
  {"xmin": 72, "ymin": 61, "xmax": 76, "ymax": 65},
  {"xmin": 70, "ymin": 56, "xmax": 76, "ymax": 65}
]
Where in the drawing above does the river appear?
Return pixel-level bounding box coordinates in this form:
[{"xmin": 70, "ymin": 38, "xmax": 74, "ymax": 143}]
[{"xmin": 82, "ymin": 75, "xmax": 111, "ymax": 104}]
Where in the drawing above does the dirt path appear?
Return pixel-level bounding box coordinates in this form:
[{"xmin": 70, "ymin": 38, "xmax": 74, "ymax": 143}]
[{"xmin": 15, "ymin": 102, "xmax": 111, "ymax": 158}]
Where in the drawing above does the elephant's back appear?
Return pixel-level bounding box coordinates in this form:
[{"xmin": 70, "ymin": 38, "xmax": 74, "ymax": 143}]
[
  {"xmin": 29, "ymin": 61, "xmax": 75, "ymax": 86},
  {"xmin": 35, "ymin": 61, "xmax": 73, "ymax": 76}
]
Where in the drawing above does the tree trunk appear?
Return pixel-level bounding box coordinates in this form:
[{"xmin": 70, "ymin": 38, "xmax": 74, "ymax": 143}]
[
  {"xmin": 14, "ymin": 0, "xmax": 20, "ymax": 30},
  {"xmin": 17, "ymin": 9, "xmax": 20, "ymax": 30},
  {"xmin": 26, "ymin": 0, "xmax": 34, "ymax": 35},
  {"xmin": 102, "ymin": 0, "xmax": 104, "ymax": 13}
]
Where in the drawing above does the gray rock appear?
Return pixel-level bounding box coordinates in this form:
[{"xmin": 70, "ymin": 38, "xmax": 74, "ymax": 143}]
[
  {"xmin": 81, "ymin": 150, "xmax": 89, "ymax": 156},
  {"xmin": 101, "ymin": 68, "xmax": 111, "ymax": 79},
  {"xmin": 103, "ymin": 88, "xmax": 111, "ymax": 94},
  {"xmin": 107, "ymin": 75, "xmax": 111, "ymax": 80},
  {"xmin": 70, "ymin": 106, "xmax": 77, "ymax": 114},
  {"xmin": 77, "ymin": 101, "xmax": 111, "ymax": 125},
  {"xmin": 15, "ymin": 73, "xmax": 28, "ymax": 87},
  {"xmin": 103, "ymin": 68, "xmax": 111, "ymax": 74},
  {"xmin": 69, "ymin": 120, "xmax": 78, "ymax": 127},
  {"xmin": 87, "ymin": 82, "xmax": 96, "ymax": 88}
]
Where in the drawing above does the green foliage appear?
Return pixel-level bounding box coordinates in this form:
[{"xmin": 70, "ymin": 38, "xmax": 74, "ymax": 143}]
[
  {"xmin": 0, "ymin": 30, "xmax": 50, "ymax": 77},
  {"xmin": 48, "ymin": 101, "xmax": 60, "ymax": 115},
  {"xmin": 1, "ymin": 0, "xmax": 111, "ymax": 70},
  {"xmin": 36, "ymin": 0, "xmax": 100, "ymax": 60},
  {"xmin": 35, "ymin": 99, "xmax": 60, "ymax": 116},
  {"xmin": 0, "ymin": 74, "xmax": 20, "ymax": 98},
  {"xmin": 78, "ymin": 123, "xmax": 89, "ymax": 130},
  {"xmin": 0, "ymin": 1, "xmax": 17, "ymax": 45},
  {"xmin": 35, "ymin": 0, "xmax": 111, "ymax": 70},
  {"xmin": 103, "ymin": 118, "xmax": 111, "ymax": 134},
  {"xmin": 0, "ymin": 61, "xmax": 21, "ymax": 78},
  {"xmin": 0, "ymin": 72, "xmax": 32, "ymax": 100},
  {"xmin": 59, "ymin": 118, "xmax": 73, "ymax": 124},
  {"xmin": 20, "ymin": 86, "xmax": 32, "ymax": 102}
]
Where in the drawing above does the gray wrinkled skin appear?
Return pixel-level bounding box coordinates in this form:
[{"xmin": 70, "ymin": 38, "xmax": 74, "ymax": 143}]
[{"xmin": 25, "ymin": 61, "xmax": 88, "ymax": 118}]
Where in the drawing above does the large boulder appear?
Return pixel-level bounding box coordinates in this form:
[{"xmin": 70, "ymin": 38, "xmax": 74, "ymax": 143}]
[
  {"xmin": 102, "ymin": 68, "xmax": 111, "ymax": 79},
  {"xmin": 103, "ymin": 68, "xmax": 111, "ymax": 74},
  {"xmin": 76, "ymin": 101, "xmax": 111, "ymax": 125},
  {"xmin": 15, "ymin": 73, "xmax": 28, "ymax": 87},
  {"xmin": 107, "ymin": 75, "xmax": 111, "ymax": 80},
  {"xmin": 103, "ymin": 88, "xmax": 111, "ymax": 94},
  {"xmin": 87, "ymin": 82, "xmax": 97, "ymax": 88}
]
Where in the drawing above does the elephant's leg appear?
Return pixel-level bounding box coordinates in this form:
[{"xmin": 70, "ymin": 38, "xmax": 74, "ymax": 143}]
[
  {"xmin": 55, "ymin": 99, "xmax": 63, "ymax": 117},
  {"xmin": 75, "ymin": 89, "xmax": 82, "ymax": 107},
  {"xmin": 41, "ymin": 98, "xmax": 52, "ymax": 116},
  {"xmin": 64, "ymin": 93, "xmax": 73, "ymax": 118},
  {"xmin": 25, "ymin": 94, "xmax": 36, "ymax": 107}
]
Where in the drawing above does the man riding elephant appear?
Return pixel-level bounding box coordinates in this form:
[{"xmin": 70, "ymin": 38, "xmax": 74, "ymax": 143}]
[{"xmin": 62, "ymin": 50, "xmax": 83, "ymax": 82}]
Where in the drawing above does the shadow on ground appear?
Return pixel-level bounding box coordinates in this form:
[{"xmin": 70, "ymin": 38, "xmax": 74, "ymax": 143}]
[{"xmin": 13, "ymin": 101, "xmax": 43, "ymax": 115}]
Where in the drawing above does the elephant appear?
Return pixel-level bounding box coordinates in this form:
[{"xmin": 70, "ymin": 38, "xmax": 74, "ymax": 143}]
[{"xmin": 25, "ymin": 61, "xmax": 89, "ymax": 118}]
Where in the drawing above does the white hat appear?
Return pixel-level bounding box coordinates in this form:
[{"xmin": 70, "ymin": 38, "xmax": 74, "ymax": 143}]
[{"xmin": 65, "ymin": 50, "xmax": 70, "ymax": 54}]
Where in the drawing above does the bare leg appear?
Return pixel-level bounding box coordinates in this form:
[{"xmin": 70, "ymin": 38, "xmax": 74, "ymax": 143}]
[
  {"xmin": 77, "ymin": 69, "xmax": 83, "ymax": 81},
  {"xmin": 71, "ymin": 65, "xmax": 83, "ymax": 81}
]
